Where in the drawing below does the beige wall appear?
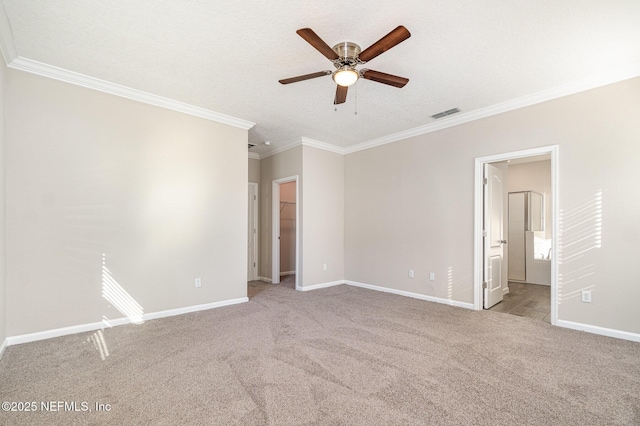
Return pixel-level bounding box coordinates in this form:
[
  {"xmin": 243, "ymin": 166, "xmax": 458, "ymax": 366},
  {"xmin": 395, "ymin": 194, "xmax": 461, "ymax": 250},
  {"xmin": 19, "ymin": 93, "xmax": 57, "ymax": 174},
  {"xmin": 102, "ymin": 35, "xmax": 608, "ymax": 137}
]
[
  {"xmin": 257, "ymin": 145, "xmax": 344, "ymax": 287},
  {"xmin": 248, "ymin": 157, "xmax": 260, "ymax": 184},
  {"xmin": 301, "ymin": 146, "xmax": 344, "ymax": 287},
  {"xmin": 508, "ymin": 160, "xmax": 552, "ymax": 239},
  {"xmin": 345, "ymin": 77, "xmax": 640, "ymax": 334},
  {"xmin": 0, "ymin": 60, "xmax": 6, "ymax": 347},
  {"xmin": 5, "ymin": 69, "xmax": 248, "ymax": 336},
  {"xmin": 345, "ymin": 137, "xmax": 475, "ymax": 302},
  {"xmin": 259, "ymin": 146, "xmax": 302, "ymax": 281}
]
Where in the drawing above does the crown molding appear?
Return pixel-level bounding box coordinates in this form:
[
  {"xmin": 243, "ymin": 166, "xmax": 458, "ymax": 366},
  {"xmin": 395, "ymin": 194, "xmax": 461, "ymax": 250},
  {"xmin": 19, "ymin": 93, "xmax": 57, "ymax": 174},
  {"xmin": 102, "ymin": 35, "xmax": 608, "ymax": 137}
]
[
  {"xmin": 248, "ymin": 152, "xmax": 260, "ymax": 160},
  {"xmin": 301, "ymin": 137, "xmax": 346, "ymax": 155},
  {"xmin": 254, "ymin": 136, "xmax": 345, "ymax": 160},
  {"xmin": 7, "ymin": 57, "xmax": 256, "ymax": 130},
  {"xmin": 258, "ymin": 139, "xmax": 302, "ymax": 159},
  {"xmin": 4, "ymin": 0, "xmax": 637, "ymax": 157},
  {"xmin": 254, "ymin": 64, "xmax": 640, "ymax": 160},
  {"xmin": 0, "ymin": 4, "xmax": 253, "ymax": 129},
  {"xmin": 344, "ymin": 64, "xmax": 640, "ymax": 155}
]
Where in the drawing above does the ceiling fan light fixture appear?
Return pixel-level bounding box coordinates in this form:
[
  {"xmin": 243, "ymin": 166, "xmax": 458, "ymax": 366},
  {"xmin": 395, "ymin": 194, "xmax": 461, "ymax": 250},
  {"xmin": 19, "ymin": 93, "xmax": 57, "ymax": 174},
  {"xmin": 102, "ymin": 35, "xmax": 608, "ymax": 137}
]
[
  {"xmin": 281, "ymin": 26, "xmax": 411, "ymax": 103},
  {"xmin": 333, "ymin": 68, "xmax": 359, "ymax": 87}
]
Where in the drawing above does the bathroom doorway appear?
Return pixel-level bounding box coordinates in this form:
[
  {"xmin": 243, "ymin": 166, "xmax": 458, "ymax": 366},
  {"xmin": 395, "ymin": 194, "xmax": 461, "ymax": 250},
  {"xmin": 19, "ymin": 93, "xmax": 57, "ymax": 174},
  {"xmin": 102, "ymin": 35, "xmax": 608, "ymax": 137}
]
[
  {"xmin": 497, "ymin": 157, "xmax": 552, "ymax": 321},
  {"xmin": 474, "ymin": 146, "xmax": 558, "ymax": 324}
]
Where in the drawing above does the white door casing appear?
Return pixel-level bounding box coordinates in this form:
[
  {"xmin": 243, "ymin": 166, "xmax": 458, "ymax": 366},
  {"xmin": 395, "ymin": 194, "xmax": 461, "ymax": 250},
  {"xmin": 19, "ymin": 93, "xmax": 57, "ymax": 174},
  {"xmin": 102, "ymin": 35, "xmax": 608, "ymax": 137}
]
[
  {"xmin": 271, "ymin": 176, "xmax": 300, "ymax": 289},
  {"xmin": 247, "ymin": 183, "xmax": 258, "ymax": 281},
  {"xmin": 483, "ymin": 163, "xmax": 506, "ymax": 309},
  {"xmin": 473, "ymin": 145, "xmax": 558, "ymax": 326}
]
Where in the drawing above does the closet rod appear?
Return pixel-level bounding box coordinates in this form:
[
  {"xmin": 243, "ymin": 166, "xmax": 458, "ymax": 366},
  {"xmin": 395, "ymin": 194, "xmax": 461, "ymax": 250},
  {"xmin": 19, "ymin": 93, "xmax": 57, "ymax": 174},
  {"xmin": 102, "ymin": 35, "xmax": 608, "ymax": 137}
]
[{"xmin": 280, "ymin": 201, "xmax": 296, "ymax": 213}]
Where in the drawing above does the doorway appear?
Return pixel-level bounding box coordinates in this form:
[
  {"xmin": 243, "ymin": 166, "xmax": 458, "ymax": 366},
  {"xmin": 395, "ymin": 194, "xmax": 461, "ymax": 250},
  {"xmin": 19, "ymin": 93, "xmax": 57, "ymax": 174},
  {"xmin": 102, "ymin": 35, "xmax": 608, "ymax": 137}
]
[
  {"xmin": 272, "ymin": 176, "xmax": 299, "ymax": 290},
  {"xmin": 278, "ymin": 181, "xmax": 296, "ymax": 289},
  {"xmin": 474, "ymin": 146, "xmax": 558, "ymax": 325}
]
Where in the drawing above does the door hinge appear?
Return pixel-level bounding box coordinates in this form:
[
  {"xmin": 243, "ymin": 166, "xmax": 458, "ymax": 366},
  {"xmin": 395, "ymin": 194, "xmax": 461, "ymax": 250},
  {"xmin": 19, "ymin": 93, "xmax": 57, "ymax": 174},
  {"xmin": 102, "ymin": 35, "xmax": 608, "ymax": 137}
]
[
  {"xmin": 254, "ymin": 195, "xmax": 257, "ymax": 200},
  {"xmin": 483, "ymin": 178, "xmax": 488, "ymax": 185},
  {"xmin": 482, "ymin": 281, "xmax": 488, "ymax": 289},
  {"xmin": 482, "ymin": 230, "xmax": 487, "ymax": 237},
  {"xmin": 254, "ymin": 262, "xmax": 256, "ymax": 267}
]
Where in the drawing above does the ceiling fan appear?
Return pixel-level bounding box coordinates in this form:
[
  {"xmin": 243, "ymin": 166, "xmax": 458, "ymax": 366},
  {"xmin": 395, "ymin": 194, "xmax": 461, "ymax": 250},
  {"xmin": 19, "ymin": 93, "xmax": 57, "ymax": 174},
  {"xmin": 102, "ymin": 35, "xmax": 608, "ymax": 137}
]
[{"xmin": 279, "ymin": 26, "xmax": 411, "ymax": 105}]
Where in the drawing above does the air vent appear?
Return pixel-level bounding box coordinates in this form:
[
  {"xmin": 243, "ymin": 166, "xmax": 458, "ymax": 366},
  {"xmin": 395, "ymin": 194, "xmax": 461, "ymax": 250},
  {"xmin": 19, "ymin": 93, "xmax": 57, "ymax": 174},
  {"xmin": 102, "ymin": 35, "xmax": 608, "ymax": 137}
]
[
  {"xmin": 248, "ymin": 143, "xmax": 256, "ymax": 150},
  {"xmin": 431, "ymin": 107, "xmax": 461, "ymax": 119}
]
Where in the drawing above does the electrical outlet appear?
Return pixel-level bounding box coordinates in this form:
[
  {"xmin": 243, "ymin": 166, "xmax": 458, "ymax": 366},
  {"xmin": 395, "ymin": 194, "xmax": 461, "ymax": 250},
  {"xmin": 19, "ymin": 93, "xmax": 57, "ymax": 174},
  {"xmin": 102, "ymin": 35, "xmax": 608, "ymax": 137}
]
[
  {"xmin": 581, "ymin": 290, "xmax": 591, "ymax": 302},
  {"xmin": 408, "ymin": 270, "xmax": 414, "ymax": 278},
  {"xmin": 429, "ymin": 272, "xmax": 435, "ymax": 281},
  {"xmin": 195, "ymin": 278, "xmax": 201, "ymax": 288},
  {"xmin": 323, "ymin": 264, "xmax": 328, "ymax": 271}
]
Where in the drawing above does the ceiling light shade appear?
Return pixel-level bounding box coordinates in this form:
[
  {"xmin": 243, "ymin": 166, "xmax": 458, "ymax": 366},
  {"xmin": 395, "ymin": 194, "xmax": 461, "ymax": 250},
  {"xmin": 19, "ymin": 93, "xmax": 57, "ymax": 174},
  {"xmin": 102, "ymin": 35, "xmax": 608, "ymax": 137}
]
[{"xmin": 333, "ymin": 68, "xmax": 359, "ymax": 87}]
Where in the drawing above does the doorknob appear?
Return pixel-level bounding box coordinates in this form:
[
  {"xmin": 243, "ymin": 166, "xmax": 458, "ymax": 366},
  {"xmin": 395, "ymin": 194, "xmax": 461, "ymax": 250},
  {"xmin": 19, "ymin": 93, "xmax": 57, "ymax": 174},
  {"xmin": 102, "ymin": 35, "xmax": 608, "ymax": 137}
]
[{"xmin": 499, "ymin": 239, "xmax": 507, "ymax": 244}]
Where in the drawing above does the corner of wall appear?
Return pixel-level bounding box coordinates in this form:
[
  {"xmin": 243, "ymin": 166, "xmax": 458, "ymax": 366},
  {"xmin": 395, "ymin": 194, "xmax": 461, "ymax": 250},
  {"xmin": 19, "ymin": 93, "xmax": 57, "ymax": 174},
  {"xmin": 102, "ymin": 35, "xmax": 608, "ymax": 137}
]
[
  {"xmin": 258, "ymin": 145, "xmax": 303, "ymax": 283},
  {"xmin": 300, "ymin": 146, "xmax": 345, "ymax": 287},
  {"xmin": 0, "ymin": 48, "xmax": 7, "ymax": 359}
]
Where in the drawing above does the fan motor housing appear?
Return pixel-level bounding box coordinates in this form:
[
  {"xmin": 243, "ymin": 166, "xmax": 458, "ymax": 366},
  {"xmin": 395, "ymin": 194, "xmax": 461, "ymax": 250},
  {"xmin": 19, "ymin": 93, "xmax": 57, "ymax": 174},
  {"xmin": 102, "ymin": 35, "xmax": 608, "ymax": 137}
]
[{"xmin": 332, "ymin": 42, "xmax": 361, "ymax": 68}]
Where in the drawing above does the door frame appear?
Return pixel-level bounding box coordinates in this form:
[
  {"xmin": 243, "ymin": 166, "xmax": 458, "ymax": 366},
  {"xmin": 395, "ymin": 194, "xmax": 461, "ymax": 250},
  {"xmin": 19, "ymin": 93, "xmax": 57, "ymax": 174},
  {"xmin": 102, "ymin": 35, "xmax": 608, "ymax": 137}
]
[
  {"xmin": 473, "ymin": 145, "xmax": 559, "ymax": 325},
  {"xmin": 248, "ymin": 182, "xmax": 259, "ymax": 281},
  {"xmin": 272, "ymin": 175, "xmax": 300, "ymax": 289}
]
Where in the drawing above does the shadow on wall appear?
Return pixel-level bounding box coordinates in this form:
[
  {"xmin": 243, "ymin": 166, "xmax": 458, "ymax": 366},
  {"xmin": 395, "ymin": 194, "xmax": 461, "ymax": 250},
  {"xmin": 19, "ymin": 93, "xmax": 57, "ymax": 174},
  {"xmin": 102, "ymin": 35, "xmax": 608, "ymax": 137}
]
[{"xmin": 557, "ymin": 190, "xmax": 603, "ymax": 304}]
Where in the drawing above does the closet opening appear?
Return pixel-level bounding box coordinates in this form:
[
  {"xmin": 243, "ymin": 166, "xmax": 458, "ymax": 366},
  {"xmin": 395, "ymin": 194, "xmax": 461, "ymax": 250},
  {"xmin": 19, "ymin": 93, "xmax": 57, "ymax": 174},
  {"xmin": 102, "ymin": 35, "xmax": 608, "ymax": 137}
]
[
  {"xmin": 271, "ymin": 176, "xmax": 300, "ymax": 290},
  {"xmin": 277, "ymin": 182, "xmax": 296, "ymax": 289}
]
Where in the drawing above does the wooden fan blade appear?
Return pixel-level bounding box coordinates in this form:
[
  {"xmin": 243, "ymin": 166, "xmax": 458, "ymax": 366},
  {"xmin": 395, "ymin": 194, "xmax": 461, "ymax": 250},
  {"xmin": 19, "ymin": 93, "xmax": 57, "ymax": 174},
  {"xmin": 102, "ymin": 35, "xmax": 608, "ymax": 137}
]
[
  {"xmin": 296, "ymin": 28, "xmax": 339, "ymax": 60},
  {"xmin": 279, "ymin": 71, "xmax": 332, "ymax": 85},
  {"xmin": 361, "ymin": 69, "xmax": 409, "ymax": 88},
  {"xmin": 358, "ymin": 26, "xmax": 411, "ymax": 63},
  {"xmin": 334, "ymin": 85, "xmax": 348, "ymax": 104}
]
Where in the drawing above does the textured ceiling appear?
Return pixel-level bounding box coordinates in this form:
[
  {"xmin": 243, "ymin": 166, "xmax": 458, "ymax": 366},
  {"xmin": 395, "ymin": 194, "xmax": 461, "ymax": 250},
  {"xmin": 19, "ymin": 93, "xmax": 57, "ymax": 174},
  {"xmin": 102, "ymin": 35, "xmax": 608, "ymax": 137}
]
[{"xmin": 3, "ymin": 0, "xmax": 640, "ymax": 156}]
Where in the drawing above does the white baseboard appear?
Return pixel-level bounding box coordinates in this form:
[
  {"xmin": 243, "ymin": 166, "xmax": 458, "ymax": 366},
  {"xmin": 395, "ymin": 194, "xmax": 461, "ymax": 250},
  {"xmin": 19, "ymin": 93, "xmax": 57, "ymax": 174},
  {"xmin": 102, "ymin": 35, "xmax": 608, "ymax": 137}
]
[
  {"xmin": 280, "ymin": 271, "xmax": 296, "ymax": 276},
  {"xmin": 258, "ymin": 276, "xmax": 273, "ymax": 283},
  {"xmin": 7, "ymin": 320, "xmax": 124, "ymax": 346},
  {"xmin": 556, "ymin": 319, "xmax": 640, "ymax": 343},
  {"xmin": 345, "ymin": 280, "xmax": 475, "ymax": 310},
  {"xmin": 6, "ymin": 297, "xmax": 248, "ymax": 347},
  {"xmin": 142, "ymin": 297, "xmax": 248, "ymax": 321},
  {"xmin": 298, "ymin": 280, "xmax": 344, "ymax": 292},
  {"xmin": 0, "ymin": 338, "xmax": 7, "ymax": 359}
]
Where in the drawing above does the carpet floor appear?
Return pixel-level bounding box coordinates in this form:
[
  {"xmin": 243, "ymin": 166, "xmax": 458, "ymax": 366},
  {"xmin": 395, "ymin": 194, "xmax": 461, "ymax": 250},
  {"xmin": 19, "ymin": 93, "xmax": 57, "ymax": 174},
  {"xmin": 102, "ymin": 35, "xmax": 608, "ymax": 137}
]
[{"xmin": 1, "ymin": 283, "xmax": 639, "ymax": 425}]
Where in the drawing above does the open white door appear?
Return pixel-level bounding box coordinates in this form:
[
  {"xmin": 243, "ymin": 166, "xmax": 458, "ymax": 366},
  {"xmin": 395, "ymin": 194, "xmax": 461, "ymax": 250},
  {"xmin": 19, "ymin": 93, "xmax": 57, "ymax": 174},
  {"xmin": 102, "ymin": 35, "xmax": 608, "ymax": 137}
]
[{"xmin": 483, "ymin": 163, "xmax": 506, "ymax": 309}]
